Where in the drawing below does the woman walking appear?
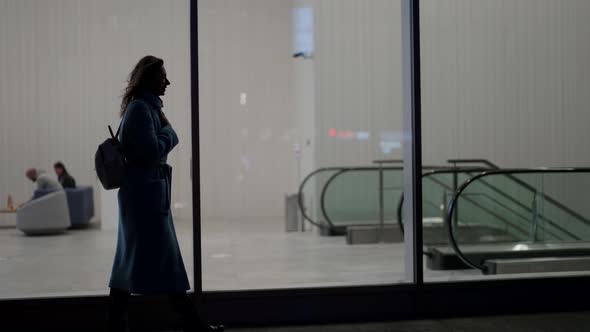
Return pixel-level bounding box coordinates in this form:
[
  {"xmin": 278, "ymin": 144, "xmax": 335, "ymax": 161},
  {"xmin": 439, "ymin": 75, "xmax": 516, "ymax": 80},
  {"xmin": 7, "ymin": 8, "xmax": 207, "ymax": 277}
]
[{"xmin": 108, "ymin": 55, "xmax": 223, "ymax": 332}]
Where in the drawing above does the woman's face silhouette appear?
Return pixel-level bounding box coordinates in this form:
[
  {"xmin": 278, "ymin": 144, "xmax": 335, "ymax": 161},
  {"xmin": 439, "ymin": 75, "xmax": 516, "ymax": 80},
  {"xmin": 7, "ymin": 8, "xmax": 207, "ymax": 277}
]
[{"xmin": 148, "ymin": 65, "xmax": 171, "ymax": 96}]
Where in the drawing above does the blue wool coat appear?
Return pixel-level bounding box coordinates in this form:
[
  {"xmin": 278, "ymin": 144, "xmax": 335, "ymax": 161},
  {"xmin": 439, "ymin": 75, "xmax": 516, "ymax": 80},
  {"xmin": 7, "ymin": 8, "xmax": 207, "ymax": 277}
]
[{"xmin": 109, "ymin": 91, "xmax": 190, "ymax": 294}]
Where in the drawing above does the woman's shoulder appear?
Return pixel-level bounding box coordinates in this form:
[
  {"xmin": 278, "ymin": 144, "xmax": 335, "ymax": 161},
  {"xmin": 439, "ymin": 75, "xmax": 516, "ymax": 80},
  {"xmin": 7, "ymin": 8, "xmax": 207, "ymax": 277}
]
[
  {"xmin": 127, "ymin": 98, "xmax": 150, "ymax": 112},
  {"xmin": 125, "ymin": 99, "xmax": 153, "ymax": 121}
]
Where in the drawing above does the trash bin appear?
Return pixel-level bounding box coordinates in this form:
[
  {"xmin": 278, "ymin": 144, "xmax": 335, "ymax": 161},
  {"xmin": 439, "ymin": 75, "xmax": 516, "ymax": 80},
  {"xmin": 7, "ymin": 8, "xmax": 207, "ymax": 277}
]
[{"xmin": 285, "ymin": 193, "xmax": 302, "ymax": 232}]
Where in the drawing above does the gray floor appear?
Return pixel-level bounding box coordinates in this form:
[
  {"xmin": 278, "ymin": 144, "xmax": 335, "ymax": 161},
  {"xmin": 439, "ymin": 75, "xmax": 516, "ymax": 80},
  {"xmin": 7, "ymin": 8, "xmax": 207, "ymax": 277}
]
[
  {"xmin": 0, "ymin": 219, "xmax": 194, "ymax": 299},
  {"xmin": 201, "ymin": 217, "xmax": 407, "ymax": 290},
  {"xmin": 0, "ymin": 216, "xmax": 589, "ymax": 298},
  {"xmin": 226, "ymin": 311, "xmax": 590, "ymax": 331}
]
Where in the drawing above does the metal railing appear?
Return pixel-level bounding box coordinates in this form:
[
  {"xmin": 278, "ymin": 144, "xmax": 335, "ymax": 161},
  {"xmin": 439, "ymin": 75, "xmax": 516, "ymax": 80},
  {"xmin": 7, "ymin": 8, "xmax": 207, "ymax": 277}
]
[{"xmin": 396, "ymin": 167, "xmax": 492, "ymax": 236}]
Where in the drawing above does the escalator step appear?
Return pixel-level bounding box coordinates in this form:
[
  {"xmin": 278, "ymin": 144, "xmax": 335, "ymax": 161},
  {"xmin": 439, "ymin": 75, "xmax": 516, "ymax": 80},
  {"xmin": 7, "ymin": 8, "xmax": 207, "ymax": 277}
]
[{"xmin": 485, "ymin": 256, "xmax": 590, "ymax": 275}]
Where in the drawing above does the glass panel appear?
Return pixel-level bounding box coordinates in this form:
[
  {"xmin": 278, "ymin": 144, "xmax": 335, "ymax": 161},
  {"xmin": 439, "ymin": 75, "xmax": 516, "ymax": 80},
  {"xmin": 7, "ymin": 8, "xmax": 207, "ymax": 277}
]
[
  {"xmin": 199, "ymin": 0, "xmax": 410, "ymax": 290},
  {"xmin": 421, "ymin": 0, "xmax": 590, "ymax": 281},
  {"xmin": 0, "ymin": 1, "xmax": 192, "ymax": 298}
]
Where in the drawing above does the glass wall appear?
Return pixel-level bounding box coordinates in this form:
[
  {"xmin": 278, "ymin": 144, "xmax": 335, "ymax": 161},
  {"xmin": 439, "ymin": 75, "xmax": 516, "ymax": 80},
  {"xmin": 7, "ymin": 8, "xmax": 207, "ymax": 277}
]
[
  {"xmin": 0, "ymin": 0, "xmax": 192, "ymax": 298},
  {"xmin": 6, "ymin": 0, "xmax": 588, "ymax": 302},
  {"xmin": 420, "ymin": 0, "xmax": 590, "ymax": 281},
  {"xmin": 198, "ymin": 0, "xmax": 413, "ymax": 290}
]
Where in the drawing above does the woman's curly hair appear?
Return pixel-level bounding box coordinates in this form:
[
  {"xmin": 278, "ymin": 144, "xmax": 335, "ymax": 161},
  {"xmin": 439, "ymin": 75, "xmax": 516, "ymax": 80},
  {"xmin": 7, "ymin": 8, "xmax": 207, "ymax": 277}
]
[{"xmin": 120, "ymin": 55, "xmax": 164, "ymax": 117}]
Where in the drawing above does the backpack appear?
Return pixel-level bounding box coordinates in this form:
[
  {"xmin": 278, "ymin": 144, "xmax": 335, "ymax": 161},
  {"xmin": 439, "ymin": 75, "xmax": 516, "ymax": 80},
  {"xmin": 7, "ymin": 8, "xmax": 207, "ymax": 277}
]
[{"xmin": 95, "ymin": 124, "xmax": 126, "ymax": 190}]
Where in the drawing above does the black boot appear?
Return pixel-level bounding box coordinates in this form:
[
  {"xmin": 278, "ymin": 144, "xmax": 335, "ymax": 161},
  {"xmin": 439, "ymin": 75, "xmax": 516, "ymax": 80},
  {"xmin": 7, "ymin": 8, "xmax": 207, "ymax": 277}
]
[
  {"xmin": 107, "ymin": 288, "xmax": 130, "ymax": 332},
  {"xmin": 169, "ymin": 293, "xmax": 224, "ymax": 332}
]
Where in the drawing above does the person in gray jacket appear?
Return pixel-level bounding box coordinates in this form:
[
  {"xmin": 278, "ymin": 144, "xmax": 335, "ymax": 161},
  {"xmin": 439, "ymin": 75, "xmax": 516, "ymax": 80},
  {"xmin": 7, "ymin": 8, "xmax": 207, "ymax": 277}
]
[
  {"xmin": 18, "ymin": 168, "xmax": 62, "ymax": 208},
  {"xmin": 25, "ymin": 168, "xmax": 62, "ymax": 191}
]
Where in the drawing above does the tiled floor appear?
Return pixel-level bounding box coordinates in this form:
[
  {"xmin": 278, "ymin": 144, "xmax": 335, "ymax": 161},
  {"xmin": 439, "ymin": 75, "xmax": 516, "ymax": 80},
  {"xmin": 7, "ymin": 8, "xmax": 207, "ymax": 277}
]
[
  {"xmin": 0, "ymin": 219, "xmax": 194, "ymax": 299},
  {"xmin": 1, "ymin": 217, "xmax": 411, "ymax": 298},
  {"xmin": 0, "ymin": 216, "xmax": 589, "ymax": 298}
]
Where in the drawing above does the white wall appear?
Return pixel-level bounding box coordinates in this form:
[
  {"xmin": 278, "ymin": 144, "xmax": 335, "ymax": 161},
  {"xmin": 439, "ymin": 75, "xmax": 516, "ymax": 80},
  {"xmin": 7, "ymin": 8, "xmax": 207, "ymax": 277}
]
[
  {"xmin": 198, "ymin": 0, "xmax": 298, "ymax": 220},
  {"xmin": 421, "ymin": 0, "xmax": 590, "ymax": 167},
  {"xmin": 313, "ymin": 0, "xmax": 404, "ymax": 167},
  {"xmin": 311, "ymin": 0, "xmax": 590, "ymax": 169},
  {"xmin": 0, "ymin": 0, "xmax": 192, "ymax": 222}
]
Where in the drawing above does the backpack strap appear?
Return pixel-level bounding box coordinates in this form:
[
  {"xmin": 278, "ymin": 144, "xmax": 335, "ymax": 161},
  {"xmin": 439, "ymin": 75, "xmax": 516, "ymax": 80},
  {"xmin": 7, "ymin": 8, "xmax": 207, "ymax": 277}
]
[
  {"xmin": 115, "ymin": 121, "xmax": 122, "ymax": 138},
  {"xmin": 108, "ymin": 122, "xmax": 123, "ymax": 144}
]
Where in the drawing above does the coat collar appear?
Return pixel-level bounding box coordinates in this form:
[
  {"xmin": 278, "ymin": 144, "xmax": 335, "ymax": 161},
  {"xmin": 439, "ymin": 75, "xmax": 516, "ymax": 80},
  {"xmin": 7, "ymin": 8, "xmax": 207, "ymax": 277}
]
[{"xmin": 137, "ymin": 90, "xmax": 163, "ymax": 109}]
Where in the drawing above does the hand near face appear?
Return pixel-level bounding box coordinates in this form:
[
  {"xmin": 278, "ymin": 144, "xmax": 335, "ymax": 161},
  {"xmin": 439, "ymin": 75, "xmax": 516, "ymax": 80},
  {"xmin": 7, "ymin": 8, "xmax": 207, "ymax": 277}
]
[{"xmin": 159, "ymin": 110, "xmax": 171, "ymax": 128}]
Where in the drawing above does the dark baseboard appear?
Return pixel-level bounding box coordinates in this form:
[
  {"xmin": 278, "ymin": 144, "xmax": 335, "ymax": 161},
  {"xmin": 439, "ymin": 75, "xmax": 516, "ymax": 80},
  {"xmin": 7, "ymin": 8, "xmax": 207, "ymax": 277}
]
[{"xmin": 2, "ymin": 276, "xmax": 589, "ymax": 331}]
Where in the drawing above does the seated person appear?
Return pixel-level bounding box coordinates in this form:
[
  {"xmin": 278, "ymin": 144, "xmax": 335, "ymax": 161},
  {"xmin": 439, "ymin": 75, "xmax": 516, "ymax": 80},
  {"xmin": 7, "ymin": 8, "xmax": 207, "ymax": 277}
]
[
  {"xmin": 16, "ymin": 168, "xmax": 62, "ymax": 209},
  {"xmin": 54, "ymin": 161, "xmax": 76, "ymax": 189},
  {"xmin": 25, "ymin": 168, "xmax": 62, "ymax": 191}
]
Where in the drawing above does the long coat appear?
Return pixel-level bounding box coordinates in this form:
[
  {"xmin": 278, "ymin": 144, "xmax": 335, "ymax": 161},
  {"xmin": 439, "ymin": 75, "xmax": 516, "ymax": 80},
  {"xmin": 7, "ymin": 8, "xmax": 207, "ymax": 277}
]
[{"xmin": 109, "ymin": 91, "xmax": 190, "ymax": 294}]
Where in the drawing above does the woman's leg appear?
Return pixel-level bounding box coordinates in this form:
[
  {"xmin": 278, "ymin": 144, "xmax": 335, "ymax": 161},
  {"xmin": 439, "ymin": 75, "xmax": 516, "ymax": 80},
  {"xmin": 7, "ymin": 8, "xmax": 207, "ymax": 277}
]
[
  {"xmin": 168, "ymin": 292, "xmax": 224, "ymax": 332},
  {"xmin": 107, "ymin": 288, "xmax": 130, "ymax": 332}
]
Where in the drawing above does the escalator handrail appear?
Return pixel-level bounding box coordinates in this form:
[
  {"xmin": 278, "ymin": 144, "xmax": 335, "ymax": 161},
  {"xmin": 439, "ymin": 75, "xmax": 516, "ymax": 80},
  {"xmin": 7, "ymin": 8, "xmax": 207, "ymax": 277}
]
[
  {"xmin": 396, "ymin": 194, "xmax": 404, "ymax": 234},
  {"xmin": 447, "ymin": 160, "xmax": 590, "ymax": 226},
  {"xmin": 447, "ymin": 159, "xmax": 500, "ymax": 169},
  {"xmin": 446, "ymin": 168, "xmax": 590, "ymax": 272},
  {"xmin": 297, "ymin": 167, "xmax": 351, "ymax": 228},
  {"xmin": 373, "ymin": 159, "xmax": 404, "ymax": 164}
]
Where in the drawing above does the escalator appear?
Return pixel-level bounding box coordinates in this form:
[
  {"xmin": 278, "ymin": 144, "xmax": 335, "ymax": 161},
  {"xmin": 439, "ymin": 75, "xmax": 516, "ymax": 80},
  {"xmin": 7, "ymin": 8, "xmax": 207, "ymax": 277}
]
[
  {"xmin": 298, "ymin": 161, "xmax": 490, "ymax": 238},
  {"xmin": 298, "ymin": 167, "xmax": 349, "ymax": 234},
  {"xmin": 298, "ymin": 165, "xmax": 406, "ymax": 236},
  {"xmin": 427, "ymin": 168, "xmax": 590, "ymax": 274},
  {"xmin": 298, "ymin": 161, "xmax": 590, "ymax": 275}
]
